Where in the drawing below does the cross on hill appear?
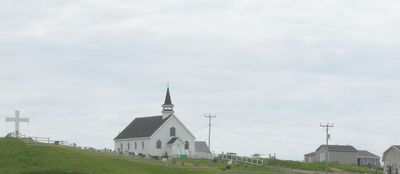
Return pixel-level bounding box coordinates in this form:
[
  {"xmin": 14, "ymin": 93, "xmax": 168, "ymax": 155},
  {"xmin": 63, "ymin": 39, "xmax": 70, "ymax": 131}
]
[{"xmin": 5, "ymin": 110, "xmax": 29, "ymax": 138}]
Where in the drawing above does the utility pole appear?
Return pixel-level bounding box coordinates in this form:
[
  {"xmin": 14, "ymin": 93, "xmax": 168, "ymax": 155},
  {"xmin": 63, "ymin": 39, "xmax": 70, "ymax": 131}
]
[
  {"xmin": 204, "ymin": 113, "xmax": 216, "ymax": 157},
  {"xmin": 320, "ymin": 122, "xmax": 334, "ymax": 174}
]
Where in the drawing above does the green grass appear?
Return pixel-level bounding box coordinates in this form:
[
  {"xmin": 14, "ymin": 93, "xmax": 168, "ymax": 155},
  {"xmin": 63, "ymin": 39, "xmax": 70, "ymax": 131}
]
[
  {"xmin": 330, "ymin": 163, "xmax": 383, "ymax": 174},
  {"xmin": 265, "ymin": 158, "xmax": 328, "ymax": 171},
  {"xmin": 0, "ymin": 138, "xmax": 383, "ymax": 174},
  {"xmin": 265, "ymin": 158, "xmax": 383, "ymax": 174},
  {"xmin": 178, "ymin": 158, "xmax": 282, "ymax": 172},
  {"xmin": 0, "ymin": 138, "xmax": 214, "ymax": 174},
  {"xmin": 0, "ymin": 138, "xmax": 286, "ymax": 174}
]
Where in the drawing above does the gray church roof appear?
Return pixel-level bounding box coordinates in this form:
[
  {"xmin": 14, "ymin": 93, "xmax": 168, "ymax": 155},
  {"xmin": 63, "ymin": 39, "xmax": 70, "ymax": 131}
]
[
  {"xmin": 357, "ymin": 150, "xmax": 380, "ymax": 158},
  {"xmin": 167, "ymin": 137, "xmax": 179, "ymax": 144},
  {"xmin": 114, "ymin": 115, "xmax": 171, "ymax": 140},
  {"xmin": 316, "ymin": 145, "xmax": 358, "ymax": 152},
  {"xmin": 195, "ymin": 141, "xmax": 211, "ymax": 154},
  {"xmin": 393, "ymin": 145, "xmax": 400, "ymax": 151}
]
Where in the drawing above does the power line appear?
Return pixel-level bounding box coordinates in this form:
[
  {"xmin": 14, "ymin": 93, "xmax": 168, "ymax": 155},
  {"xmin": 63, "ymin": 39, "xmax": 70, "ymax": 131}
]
[
  {"xmin": 193, "ymin": 124, "xmax": 210, "ymax": 133},
  {"xmin": 336, "ymin": 123, "xmax": 400, "ymax": 137},
  {"xmin": 214, "ymin": 125, "xmax": 318, "ymax": 146}
]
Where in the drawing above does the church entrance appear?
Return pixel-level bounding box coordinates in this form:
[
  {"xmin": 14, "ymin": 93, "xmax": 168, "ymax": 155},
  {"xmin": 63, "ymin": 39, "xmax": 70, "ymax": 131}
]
[{"xmin": 167, "ymin": 138, "xmax": 187, "ymax": 158}]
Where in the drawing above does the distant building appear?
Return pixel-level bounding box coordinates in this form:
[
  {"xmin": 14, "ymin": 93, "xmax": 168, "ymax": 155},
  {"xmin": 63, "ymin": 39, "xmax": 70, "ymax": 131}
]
[
  {"xmin": 219, "ymin": 152, "xmax": 238, "ymax": 160},
  {"xmin": 357, "ymin": 150, "xmax": 380, "ymax": 168},
  {"xmin": 252, "ymin": 153, "xmax": 268, "ymax": 158},
  {"xmin": 226, "ymin": 152, "xmax": 237, "ymax": 156},
  {"xmin": 304, "ymin": 145, "xmax": 357, "ymax": 164},
  {"xmin": 304, "ymin": 152, "xmax": 316, "ymax": 163},
  {"xmin": 315, "ymin": 145, "xmax": 358, "ymax": 165},
  {"xmin": 383, "ymin": 145, "xmax": 400, "ymax": 174},
  {"xmin": 305, "ymin": 145, "xmax": 380, "ymax": 167}
]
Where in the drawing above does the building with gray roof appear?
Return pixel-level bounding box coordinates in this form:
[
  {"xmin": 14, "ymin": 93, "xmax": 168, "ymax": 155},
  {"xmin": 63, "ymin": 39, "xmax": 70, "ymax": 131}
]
[
  {"xmin": 315, "ymin": 145, "xmax": 358, "ymax": 164},
  {"xmin": 304, "ymin": 152, "xmax": 316, "ymax": 163},
  {"xmin": 195, "ymin": 141, "xmax": 211, "ymax": 154},
  {"xmin": 305, "ymin": 145, "xmax": 380, "ymax": 167},
  {"xmin": 357, "ymin": 150, "xmax": 380, "ymax": 167}
]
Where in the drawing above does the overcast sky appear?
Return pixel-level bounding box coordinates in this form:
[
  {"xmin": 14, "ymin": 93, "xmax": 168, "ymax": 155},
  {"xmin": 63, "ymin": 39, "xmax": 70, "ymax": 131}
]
[{"xmin": 1, "ymin": 0, "xmax": 400, "ymax": 160}]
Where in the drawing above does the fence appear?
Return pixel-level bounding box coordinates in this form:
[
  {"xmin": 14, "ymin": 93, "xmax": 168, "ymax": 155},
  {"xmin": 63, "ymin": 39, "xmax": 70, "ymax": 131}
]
[
  {"xmin": 18, "ymin": 134, "xmax": 72, "ymax": 146},
  {"xmin": 220, "ymin": 154, "xmax": 265, "ymax": 166},
  {"xmin": 11, "ymin": 133, "xmax": 112, "ymax": 153}
]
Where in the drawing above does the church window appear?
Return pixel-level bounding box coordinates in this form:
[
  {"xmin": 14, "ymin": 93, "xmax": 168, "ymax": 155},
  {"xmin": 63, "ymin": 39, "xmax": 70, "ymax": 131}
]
[
  {"xmin": 184, "ymin": 141, "xmax": 189, "ymax": 150},
  {"xmin": 170, "ymin": 127, "xmax": 176, "ymax": 136},
  {"xmin": 120, "ymin": 143, "xmax": 123, "ymax": 150},
  {"xmin": 128, "ymin": 142, "xmax": 130, "ymax": 150},
  {"xmin": 134, "ymin": 142, "xmax": 137, "ymax": 149},
  {"xmin": 156, "ymin": 140, "xmax": 162, "ymax": 149},
  {"xmin": 142, "ymin": 141, "xmax": 144, "ymax": 149}
]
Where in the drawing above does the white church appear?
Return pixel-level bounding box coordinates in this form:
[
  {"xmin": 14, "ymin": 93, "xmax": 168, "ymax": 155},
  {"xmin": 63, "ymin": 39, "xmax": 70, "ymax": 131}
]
[{"xmin": 114, "ymin": 88, "xmax": 211, "ymax": 159}]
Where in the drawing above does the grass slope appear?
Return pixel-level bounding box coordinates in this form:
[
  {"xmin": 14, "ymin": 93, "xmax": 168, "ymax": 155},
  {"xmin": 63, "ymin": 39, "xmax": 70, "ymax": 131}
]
[
  {"xmin": 265, "ymin": 158, "xmax": 382, "ymax": 174},
  {"xmin": 265, "ymin": 158, "xmax": 327, "ymax": 171},
  {"xmin": 0, "ymin": 138, "xmax": 214, "ymax": 174},
  {"xmin": 0, "ymin": 138, "xmax": 382, "ymax": 174}
]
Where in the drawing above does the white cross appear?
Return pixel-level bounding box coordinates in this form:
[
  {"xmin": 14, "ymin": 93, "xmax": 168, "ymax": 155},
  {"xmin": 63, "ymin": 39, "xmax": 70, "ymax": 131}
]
[{"xmin": 5, "ymin": 110, "xmax": 29, "ymax": 138}]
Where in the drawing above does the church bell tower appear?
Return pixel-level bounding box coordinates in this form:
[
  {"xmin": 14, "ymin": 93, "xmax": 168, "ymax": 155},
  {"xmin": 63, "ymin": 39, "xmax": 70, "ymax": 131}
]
[{"xmin": 161, "ymin": 87, "xmax": 174, "ymax": 118}]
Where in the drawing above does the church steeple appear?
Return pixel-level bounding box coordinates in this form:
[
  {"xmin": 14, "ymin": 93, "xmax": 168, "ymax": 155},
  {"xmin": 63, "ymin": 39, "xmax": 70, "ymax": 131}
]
[
  {"xmin": 164, "ymin": 87, "xmax": 172, "ymax": 105},
  {"xmin": 161, "ymin": 87, "xmax": 174, "ymax": 118}
]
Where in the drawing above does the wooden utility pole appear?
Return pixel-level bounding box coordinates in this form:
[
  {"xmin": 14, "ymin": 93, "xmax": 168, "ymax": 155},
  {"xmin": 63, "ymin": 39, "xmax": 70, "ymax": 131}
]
[
  {"xmin": 320, "ymin": 122, "xmax": 334, "ymax": 174},
  {"xmin": 204, "ymin": 113, "xmax": 216, "ymax": 158}
]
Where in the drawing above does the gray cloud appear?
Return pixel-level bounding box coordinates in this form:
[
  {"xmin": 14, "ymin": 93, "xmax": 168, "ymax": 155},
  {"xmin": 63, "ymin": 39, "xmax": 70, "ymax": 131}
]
[{"xmin": 1, "ymin": 0, "xmax": 400, "ymax": 160}]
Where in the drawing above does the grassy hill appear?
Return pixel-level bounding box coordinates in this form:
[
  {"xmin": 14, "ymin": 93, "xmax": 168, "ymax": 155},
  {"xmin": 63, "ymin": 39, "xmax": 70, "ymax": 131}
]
[
  {"xmin": 0, "ymin": 138, "xmax": 279, "ymax": 174},
  {"xmin": 0, "ymin": 138, "xmax": 383, "ymax": 174},
  {"xmin": 0, "ymin": 138, "xmax": 214, "ymax": 174}
]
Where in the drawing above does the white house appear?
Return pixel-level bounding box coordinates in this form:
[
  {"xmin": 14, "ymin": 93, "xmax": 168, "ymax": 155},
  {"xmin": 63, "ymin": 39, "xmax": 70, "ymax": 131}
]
[
  {"xmin": 114, "ymin": 88, "xmax": 210, "ymax": 159},
  {"xmin": 383, "ymin": 145, "xmax": 400, "ymax": 174}
]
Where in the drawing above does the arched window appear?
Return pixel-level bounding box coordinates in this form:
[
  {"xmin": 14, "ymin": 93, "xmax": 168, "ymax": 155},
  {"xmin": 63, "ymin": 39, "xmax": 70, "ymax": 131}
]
[
  {"xmin": 142, "ymin": 141, "xmax": 144, "ymax": 149},
  {"xmin": 120, "ymin": 143, "xmax": 123, "ymax": 150},
  {"xmin": 156, "ymin": 140, "xmax": 162, "ymax": 149},
  {"xmin": 128, "ymin": 142, "xmax": 130, "ymax": 150},
  {"xmin": 134, "ymin": 142, "xmax": 137, "ymax": 149},
  {"xmin": 184, "ymin": 141, "xmax": 189, "ymax": 150},
  {"xmin": 170, "ymin": 127, "xmax": 176, "ymax": 136}
]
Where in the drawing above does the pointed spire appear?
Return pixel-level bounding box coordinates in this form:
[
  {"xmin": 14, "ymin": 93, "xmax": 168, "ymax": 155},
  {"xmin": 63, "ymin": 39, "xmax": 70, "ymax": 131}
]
[
  {"xmin": 162, "ymin": 87, "xmax": 174, "ymax": 118},
  {"xmin": 164, "ymin": 87, "xmax": 172, "ymax": 105}
]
